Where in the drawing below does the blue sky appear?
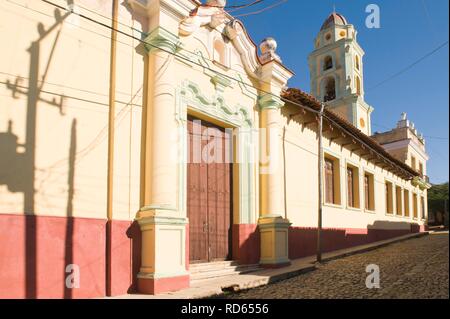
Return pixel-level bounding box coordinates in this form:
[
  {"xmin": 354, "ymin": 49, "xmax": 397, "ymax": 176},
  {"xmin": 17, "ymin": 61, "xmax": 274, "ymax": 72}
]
[{"xmin": 229, "ymin": 0, "xmax": 449, "ymax": 184}]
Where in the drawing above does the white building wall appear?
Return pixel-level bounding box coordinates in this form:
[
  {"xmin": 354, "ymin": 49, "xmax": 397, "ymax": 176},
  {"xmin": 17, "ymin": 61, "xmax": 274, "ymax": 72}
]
[{"xmin": 280, "ymin": 105, "xmax": 427, "ymax": 230}]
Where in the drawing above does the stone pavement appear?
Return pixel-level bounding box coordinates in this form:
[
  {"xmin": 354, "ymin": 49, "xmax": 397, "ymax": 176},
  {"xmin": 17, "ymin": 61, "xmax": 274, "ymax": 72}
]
[
  {"xmin": 112, "ymin": 232, "xmax": 430, "ymax": 299},
  {"xmin": 225, "ymin": 232, "xmax": 449, "ymax": 299}
]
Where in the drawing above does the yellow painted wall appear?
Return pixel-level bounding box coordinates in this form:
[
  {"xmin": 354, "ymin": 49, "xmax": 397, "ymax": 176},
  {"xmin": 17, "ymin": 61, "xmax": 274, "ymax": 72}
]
[
  {"xmin": 280, "ymin": 105, "xmax": 427, "ymax": 229},
  {"xmin": 0, "ymin": 0, "xmax": 143, "ymax": 221}
]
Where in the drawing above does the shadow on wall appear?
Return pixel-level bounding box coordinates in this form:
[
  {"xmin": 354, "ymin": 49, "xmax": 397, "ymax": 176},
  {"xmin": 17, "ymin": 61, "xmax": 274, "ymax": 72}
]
[
  {"xmin": 289, "ymin": 220, "xmax": 421, "ymax": 260},
  {"xmin": 0, "ymin": 1, "xmax": 78, "ymax": 298},
  {"xmin": 126, "ymin": 221, "xmax": 141, "ymax": 294},
  {"xmin": 0, "ymin": 0, "xmax": 144, "ymax": 298},
  {"xmin": 232, "ymin": 224, "xmax": 260, "ymax": 265}
]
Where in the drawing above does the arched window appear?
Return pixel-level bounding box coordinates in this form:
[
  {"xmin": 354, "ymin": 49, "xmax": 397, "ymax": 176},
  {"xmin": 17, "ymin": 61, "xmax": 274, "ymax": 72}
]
[
  {"xmin": 324, "ymin": 77, "xmax": 336, "ymax": 102},
  {"xmin": 355, "ymin": 76, "xmax": 361, "ymax": 95},
  {"xmin": 213, "ymin": 39, "xmax": 226, "ymax": 66},
  {"xmin": 355, "ymin": 55, "xmax": 360, "ymax": 70},
  {"xmin": 323, "ymin": 56, "xmax": 333, "ymax": 71}
]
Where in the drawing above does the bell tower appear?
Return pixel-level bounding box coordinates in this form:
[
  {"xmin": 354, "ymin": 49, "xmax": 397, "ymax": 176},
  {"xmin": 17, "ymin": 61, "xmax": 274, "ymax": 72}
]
[{"xmin": 308, "ymin": 12, "xmax": 374, "ymax": 135}]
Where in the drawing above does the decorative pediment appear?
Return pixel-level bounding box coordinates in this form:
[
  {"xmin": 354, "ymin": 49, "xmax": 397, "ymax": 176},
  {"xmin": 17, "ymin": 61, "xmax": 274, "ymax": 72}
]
[
  {"xmin": 179, "ymin": 80, "xmax": 253, "ymax": 127},
  {"xmin": 179, "ymin": 4, "xmax": 262, "ymax": 80},
  {"xmin": 223, "ymin": 19, "xmax": 261, "ymax": 78},
  {"xmin": 179, "ymin": 4, "xmax": 227, "ymax": 36}
]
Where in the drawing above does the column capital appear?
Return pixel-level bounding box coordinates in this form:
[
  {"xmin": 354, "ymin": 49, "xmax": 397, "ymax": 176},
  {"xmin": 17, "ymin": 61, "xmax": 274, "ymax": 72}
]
[
  {"xmin": 144, "ymin": 26, "xmax": 183, "ymax": 54},
  {"xmin": 136, "ymin": 212, "xmax": 188, "ymax": 228},
  {"xmin": 258, "ymin": 216, "xmax": 292, "ymax": 231},
  {"xmin": 258, "ymin": 93, "xmax": 285, "ymax": 110}
]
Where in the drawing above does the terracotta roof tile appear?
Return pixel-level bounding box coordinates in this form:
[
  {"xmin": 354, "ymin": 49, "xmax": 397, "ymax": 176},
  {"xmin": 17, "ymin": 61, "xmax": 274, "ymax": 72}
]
[{"xmin": 281, "ymin": 87, "xmax": 419, "ymax": 179}]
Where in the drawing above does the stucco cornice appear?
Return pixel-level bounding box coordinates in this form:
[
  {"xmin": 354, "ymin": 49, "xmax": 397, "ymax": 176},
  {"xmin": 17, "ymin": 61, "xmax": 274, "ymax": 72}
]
[
  {"xmin": 258, "ymin": 93, "xmax": 285, "ymax": 110},
  {"xmin": 126, "ymin": 0, "xmax": 195, "ymax": 20},
  {"xmin": 143, "ymin": 26, "xmax": 182, "ymax": 54}
]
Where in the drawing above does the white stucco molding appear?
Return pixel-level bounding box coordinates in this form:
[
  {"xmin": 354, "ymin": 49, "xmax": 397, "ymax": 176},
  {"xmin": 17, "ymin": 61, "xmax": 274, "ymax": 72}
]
[
  {"xmin": 224, "ymin": 20, "xmax": 262, "ymax": 79},
  {"xmin": 143, "ymin": 26, "xmax": 183, "ymax": 54},
  {"xmin": 126, "ymin": 0, "xmax": 195, "ymax": 21},
  {"xmin": 179, "ymin": 4, "xmax": 227, "ymax": 36},
  {"xmin": 179, "ymin": 80, "xmax": 253, "ymax": 127},
  {"xmin": 258, "ymin": 93, "xmax": 285, "ymax": 110}
]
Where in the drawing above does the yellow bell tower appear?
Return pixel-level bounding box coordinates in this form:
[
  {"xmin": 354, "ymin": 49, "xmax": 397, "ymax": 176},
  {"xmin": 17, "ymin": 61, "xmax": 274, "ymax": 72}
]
[{"xmin": 308, "ymin": 12, "xmax": 374, "ymax": 135}]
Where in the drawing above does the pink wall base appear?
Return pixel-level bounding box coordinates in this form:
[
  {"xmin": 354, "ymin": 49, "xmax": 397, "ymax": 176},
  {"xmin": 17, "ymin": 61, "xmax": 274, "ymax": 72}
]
[
  {"xmin": 0, "ymin": 214, "xmax": 138, "ymax": 299},
  {"xmin": 137, "ymin": 275, "xmax": 190, "ymax": 295},
  {"xmin": 289, "ymin": 225, "xmax": 419, "ymax": 260},
  {"xmin": 0, "ymin": 213, "xmax": 425, "ymax": 298},
  {"xmin": 232, "ymin": 224, "xmax": 260, "ymax": 265}
]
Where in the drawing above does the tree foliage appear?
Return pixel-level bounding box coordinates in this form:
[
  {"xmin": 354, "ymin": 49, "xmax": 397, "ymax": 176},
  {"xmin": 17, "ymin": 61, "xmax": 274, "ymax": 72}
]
[{"xmin": 428, "ymin": 183, "xmax": 449, "ymax": 201}]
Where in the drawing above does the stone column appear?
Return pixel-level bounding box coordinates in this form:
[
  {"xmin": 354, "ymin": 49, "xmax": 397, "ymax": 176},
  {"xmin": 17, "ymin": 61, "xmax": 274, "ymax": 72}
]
[
  {"xmin": 136, "ymin": 26, "xmax": 189, "ymax": 295},
  {"xmin": 257, "ymin": 43, "xmax": 294, "ymax": 267},
  {"xmin": 258, "ymin": 94, "xmax": 291, "ymax": 267}
]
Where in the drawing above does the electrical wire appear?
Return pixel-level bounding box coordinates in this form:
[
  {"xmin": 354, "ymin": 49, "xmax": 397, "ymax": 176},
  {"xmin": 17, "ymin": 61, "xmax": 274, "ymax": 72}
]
[
  {"xmin": 367, "ymin": 40, "xmax": 449, "ymax": 92},
  {"xmin": 234, "ymin": 0, "xmax": 288, "ymax": 18},
  {"xmin": 11, "ymin": 0, "xmax": 422, "ymax": 178},
  {"xmin": 373, "ymin": 123, "xmax": 448, "ymax": 141},
  {"xmin": 206, "ymin": 0, "xmax": 265, "ymax": 9},
  {"xmin": 37, "ymin": 0, "xmax": 315, "ymax": 112},
  {"xmin": 40, "ymin": 0, "xmax": 418, "ymax": 178}
]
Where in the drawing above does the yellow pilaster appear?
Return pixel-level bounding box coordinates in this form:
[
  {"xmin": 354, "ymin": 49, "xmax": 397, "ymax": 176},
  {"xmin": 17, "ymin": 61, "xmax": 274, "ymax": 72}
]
[{"xmin": 257, "ymin": 58, "xmax": 293, "ymax": 267}]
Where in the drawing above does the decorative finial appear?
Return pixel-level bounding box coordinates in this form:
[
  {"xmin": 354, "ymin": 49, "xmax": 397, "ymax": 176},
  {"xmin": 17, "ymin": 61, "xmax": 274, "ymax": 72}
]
[
  {"xmin": 259, "ymin": 37, "xmax": 281, "ymax": 63},
  {"xmin": 401, "ymin": 112, "xmax": 407, "ymax": 121},
  {"xmin": 333, "ymin": 4, "xmax": 336, "ymax": 13}
]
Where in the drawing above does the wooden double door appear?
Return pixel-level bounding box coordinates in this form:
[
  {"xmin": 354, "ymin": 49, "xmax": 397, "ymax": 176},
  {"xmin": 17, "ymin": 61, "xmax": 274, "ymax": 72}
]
[{"xmin": 187, "ymin": 116, "xmax": 233, "ymax": 263}]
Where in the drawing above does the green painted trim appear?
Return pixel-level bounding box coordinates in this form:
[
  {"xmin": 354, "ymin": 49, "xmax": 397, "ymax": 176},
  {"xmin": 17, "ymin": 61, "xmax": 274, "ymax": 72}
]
[
  {"xmin": 258, "ymin": 217, "xmax": 292, "ymax": 229},
  {"xmin": 180, "ymin": 80, "xmax": 253, "ymax": 127},
  {"xmin": 258, "ymin": 93, "xmax": 284, "ymax": 110},
  {"xmin": 412, "ymin": 176, "xmax": 431, "ymax": 190},
  {"xmin": 176, "ymin": 79, "xmax": 255, "ymax": 225},
  {"xmin": 140, "ymin": 205, "xmax": 178, "ymax": 212},
  {"xmin": 137, "ymin": 215, "xmax": 188, "ymax": 226},
  {"xmin": 236, "ymin": 73, "xmax": 258, "ymax": 98},
  {"xmin": 259, "ymin": 257, "xmax": 291, "ymax": 265},
  {"xmin": 211, "ymin": 74, "xmax": 232, "ymax": 93},
  {"xmin": 143, "ymin": 26, "xmax": 182, "ymax": 54}
]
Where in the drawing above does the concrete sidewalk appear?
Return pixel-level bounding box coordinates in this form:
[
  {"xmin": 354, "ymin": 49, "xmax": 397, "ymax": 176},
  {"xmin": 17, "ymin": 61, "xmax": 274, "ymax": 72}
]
[{"xmin": 111, "ymin": 232, "xmax": 428, "ymax": 299}]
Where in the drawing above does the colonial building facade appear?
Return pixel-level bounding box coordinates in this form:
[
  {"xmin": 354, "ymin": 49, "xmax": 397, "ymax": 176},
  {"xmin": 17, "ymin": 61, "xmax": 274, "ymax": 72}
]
[{"xmin": 0, "ymin": 0, "xmax": 430, "ymax": 298}]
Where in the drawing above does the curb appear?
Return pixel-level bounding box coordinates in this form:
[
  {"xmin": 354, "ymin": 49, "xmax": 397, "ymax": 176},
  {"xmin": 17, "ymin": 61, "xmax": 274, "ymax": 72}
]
[
  {"xmin": 319, "ymin": 232, "xmax": 429, "ymax": 264},
  {"xmin": 211, "ymin": 232, "xmax": 429, "ymax": 298},
  {"xmin": 113, "ymin": 232, "xmax": 430, "ymax": 299}
]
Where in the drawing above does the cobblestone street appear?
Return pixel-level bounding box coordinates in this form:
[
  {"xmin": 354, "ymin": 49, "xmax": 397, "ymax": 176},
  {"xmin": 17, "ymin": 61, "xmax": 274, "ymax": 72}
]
[{"xmin": 226, "ymin": 233, "xmax": 449, "ymax": 299}]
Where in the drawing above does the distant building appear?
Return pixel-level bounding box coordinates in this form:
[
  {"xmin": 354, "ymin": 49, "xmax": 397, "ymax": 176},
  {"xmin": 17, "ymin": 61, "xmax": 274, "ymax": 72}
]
[{"xmin": 0, "ymin": 0, "xmax": 430, "ymax": 298}]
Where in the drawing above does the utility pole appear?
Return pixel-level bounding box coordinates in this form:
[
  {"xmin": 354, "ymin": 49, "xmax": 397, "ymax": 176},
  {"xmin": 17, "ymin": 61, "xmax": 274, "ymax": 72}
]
[{"xmin": 317, "ymin": 103, "xmax": 325, "ymax": 263}]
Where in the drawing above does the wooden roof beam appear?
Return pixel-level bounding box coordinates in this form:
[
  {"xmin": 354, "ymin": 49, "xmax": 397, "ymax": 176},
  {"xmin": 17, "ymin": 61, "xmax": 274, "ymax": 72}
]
[
  {"xmin": 354, "ymin": 146, "xmax": 371, "ymax": 157},
  {"xmin": 322, "ymin": 121, "xmax": 334, "ymax": 134},
  {"xmin": 331, "ymin": 133, "xmax": 350, "ymax": 145},
  {"xmin": 343, "ymin": 138, "xmax": 357, "ymax": 148},
  {"xmin": 297, "ymin": 112, "xmax": 319, "ymax": 126},
  {"xmin": 326, "ymin": 130, "xmax": 343, "ymax": 141},
  {"xmin": 289, "ymin": 108, "xmax": 307, "ymax": 120}
]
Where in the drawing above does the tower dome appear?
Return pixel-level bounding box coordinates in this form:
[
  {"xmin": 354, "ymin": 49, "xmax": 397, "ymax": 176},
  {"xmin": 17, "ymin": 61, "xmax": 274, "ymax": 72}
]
[{"xmin": 320, "ymin": 12, "xmax": 348, "ymax": 31}]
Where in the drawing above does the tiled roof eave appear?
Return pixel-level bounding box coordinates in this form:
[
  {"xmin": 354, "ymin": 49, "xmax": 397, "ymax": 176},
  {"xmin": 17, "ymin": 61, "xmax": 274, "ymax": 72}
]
[{"xmin": 281, "ymin": 88, "xmax": 420, "ymax": 180}]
